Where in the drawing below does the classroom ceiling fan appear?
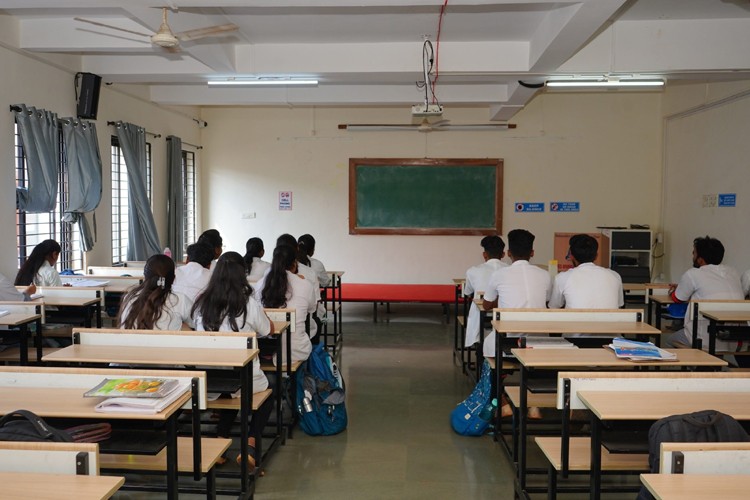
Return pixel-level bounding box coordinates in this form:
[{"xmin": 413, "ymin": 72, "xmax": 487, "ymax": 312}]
[
  {"xmin": 338, "ymin": 118, "xmax": 517, "ymax": 132},
  {"xmin": 74, "ymin": 8, "xmax": 238, "ymax": 51}
]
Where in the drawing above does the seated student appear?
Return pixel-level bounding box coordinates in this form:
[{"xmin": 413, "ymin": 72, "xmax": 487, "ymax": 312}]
[
  {"xmin": 197, "ymin": 229, "xmax": 223, "ymax": 270},
  {"xmin": 0, "ymin": 272, "xmax": 34, "ymax": 301},
  {"xmin": 192, "ymin": 251, "xmax": 274, "ymax": 469},
  {"xmin": 666, "ymin": 235, "xmax": 744, "ymax": 350},
  {"xmin": 118, "ymin": 254, "xmax": 193, "ymax": 330},
  {"xmin": 244, "ymin": 237, "xmax": 270, "ymax": 282},
  {"xmin": 254, "ymin": 244, "xmax": 318, "ymax": 364},
  {"xmin": 464, "ymin": 235, "xmax": 507, "ymax": 348},
  {"xmin": 276, "ymin": 233, "xmax": 321, "ymax": 340},
  {"xmin": 298, "ymin": 234, "xmax": 330, "ymax": 287},
  {"xmin": 548, "ymin": 234, "xmax": 623, "ymax": 309},
  {"xmin": 482, "ymin": 229, "xmax": 551, "ymax": 419},
  {"xmin": 172, "ymin": 242, "xmax": 214, "ymax": 303},
  {"xmin": 15, "ymin": 239, "xmax": 63, "ymax": 287},
  {"xmin": 742, "ymin": 269, "xmax": 750, "ymax": 298}
]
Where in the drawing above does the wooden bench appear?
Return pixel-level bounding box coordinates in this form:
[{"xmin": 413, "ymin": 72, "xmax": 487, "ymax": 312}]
[
  {"xmin": 659, "ymin": 442, "xmax": 750, "ymax": 474},
  {"xmin": 328, "ymin": 283, "xmax": 454, "ymax": 322},
  {"xmin": 0, "ymin": 301, "xmax": 43, "ymax": 364},
  {"xmin": 688, "ymin": 299, "xmax": 750, "ymax": 354}
]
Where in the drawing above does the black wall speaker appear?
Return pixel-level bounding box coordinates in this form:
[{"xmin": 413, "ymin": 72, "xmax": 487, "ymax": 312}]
[{"xmin": 76, "ymin": 72, "xmax": 102, "ymax": 120}]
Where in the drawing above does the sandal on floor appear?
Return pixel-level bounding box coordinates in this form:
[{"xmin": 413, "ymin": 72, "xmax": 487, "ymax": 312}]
[
  {"xmin": 236, "ymin": 438, "xmax": 264, "ymax": 476},
  {"xmin": 527, "ymin": 406, "xmax": 543, "ymax": 420},
  {"xmin": 500, "ymin": 403, "xmax": 513, "ymax": 418}
]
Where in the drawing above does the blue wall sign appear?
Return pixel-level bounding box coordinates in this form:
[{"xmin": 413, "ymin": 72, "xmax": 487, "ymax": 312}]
[
  {"xmin": 515, "ymin": 202, "xmax": 545, "ymax": 213},
  {"xmin": 718, "ymin": 193, "xmax": 736, "ymax": 207},
  {"xmin": 550, "ymin": 201, "xmax": 580, "ymax": 212}
]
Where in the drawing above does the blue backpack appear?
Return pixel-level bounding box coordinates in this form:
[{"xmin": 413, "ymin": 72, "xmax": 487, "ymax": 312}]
[
  {"xmin": 296, "ymin": 344, "xmax": 347, "ymax": 436},
  {"xmin": 450, "ymin": 360, "xmax": 493, "ymax": 436}
]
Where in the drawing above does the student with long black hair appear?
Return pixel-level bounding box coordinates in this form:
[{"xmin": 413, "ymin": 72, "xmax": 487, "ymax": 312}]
[
  {"xmin": 118, "ymin": 254, "xmax": 192, "ymax": 330},
  {"xmin": 15, "ymin": 239, "xmax": 62, "ymax": 287},
  {"xmin": 298, "ymin": 233, "xmax": 330, "ymax": 287},
  {"xmin": 254, "ymin": 244, "xmax": 317, "ymax": 363},
  {"xmin": 192, "ymin": 251, "xmax": 274, "ymax": 468},
  {"xmin": 244, "ymin": 237, "xmax": 270, "ymax": 282}
]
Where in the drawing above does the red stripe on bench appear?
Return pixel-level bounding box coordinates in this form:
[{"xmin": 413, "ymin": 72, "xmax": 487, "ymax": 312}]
[{"xmin": 327, "ymin": 284, "xmax": 455, "ymax": 303}]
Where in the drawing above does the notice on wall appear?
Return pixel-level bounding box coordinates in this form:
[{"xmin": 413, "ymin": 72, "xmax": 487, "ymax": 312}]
[
  {"xmin": 550, "ymin": 201, "xmax": 580, "ymax": 213},
  {"xmin": 718, "ymin": 193, "xmax": 736, "ymax": 207},
  {"xmin": 515, "ymin": 202, "xmax": 545, "ymax": 213},
  {"xmin": 279, "ymin": 191, "xmax": 293, "ymax": 210}
]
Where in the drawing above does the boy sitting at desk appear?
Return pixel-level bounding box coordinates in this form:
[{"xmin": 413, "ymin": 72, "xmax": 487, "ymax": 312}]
[{"xmin": 464, "ymin": 235, "xmax": 507, "ymax": 348}]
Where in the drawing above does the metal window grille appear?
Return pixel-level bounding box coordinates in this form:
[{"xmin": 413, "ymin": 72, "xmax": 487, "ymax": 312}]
[{"xmin": 182, "ymin": 149, "xmax": 196, "ymax": 256}]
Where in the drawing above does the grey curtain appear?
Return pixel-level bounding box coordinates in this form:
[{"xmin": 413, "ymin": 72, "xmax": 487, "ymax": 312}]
[
  {"xmin": 166, "ymin": 136, "xmax": 184, "ymax": 259},
  {"xmin": 13, "ymin": 104, "xmax": 60, "ymax": 213},
  {"xmin": 115, "ymin": 122, "xmax": 162, "ymax": 260},
  {"xmin": 62, "ymin": 119, "xmax": 102, "ymax": 251}
]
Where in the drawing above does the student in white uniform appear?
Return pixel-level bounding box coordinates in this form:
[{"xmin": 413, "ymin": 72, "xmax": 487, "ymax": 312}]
[
  {"xmin": 254, "ymin": 244, "xmax": 318, "ymax": 364},
  {"xmin": 298, "ymin": 234, "xmax": 330, "ymax": 287},
  {"xmin": 198, "ymin": 229, "xmax": 223, "ymax": 271},
  {"xmin": 244, "ymin": 237, "xmax": 271, "ymax": 282},
  {"xmin": 15, "ymin": 239, "xmax": 63, "ymax": 287},
  {"xmin": 192, "ymin": 251, "xmax": 274, "ymax": 469},
  {"xmin": 463, "ymin": 235, "xmax": 507, "ymax": 347},
  {"xmin": 482, "ymin": 229, "xmax": 551, "ymax": 419},
  {"xmin": 741, "ymin": 269, "xmax": 750, "ymax": 298},
  {"xmin": 0, "ymin": 273, "xmax": 34, "ymax": 301},
  {"xmin": 548, "ymin": 234, "xmax": 624, "ymax": 309},
  {"xmin": 118, "ymin": 254, "xmax": 193, "ymax": 330},
  {"xmin": 172, "ymin": 242, "xmax": 213, "ymax": 302},
  {"xmin": 276, "ymin": 233, "xmax": 320, "ymax": 339},
  {"xmin": 666, "ymin": 235, "xmax": 744, "ymax": 350}
]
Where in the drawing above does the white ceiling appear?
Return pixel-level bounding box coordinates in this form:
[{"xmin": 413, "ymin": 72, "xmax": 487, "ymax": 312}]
[{"xmin": 2, "ymin": 0, "xmax": 750, "ymax": 120}]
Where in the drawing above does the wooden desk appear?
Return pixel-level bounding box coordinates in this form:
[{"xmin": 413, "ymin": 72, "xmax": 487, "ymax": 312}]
[
  {"xmin": 34, "ymin": 296, "xmax": 102, "ymax": 328},
  {"xmin": 700, "ymin": 310, "xmax": 750, "ymax": 355},
  {"xmin": 510, "ymin": 348, "xmax": 725, "ymax": 493},
  {"xmin": 44, "ymin": 338, "xmax": 260, "ymax": 497},
  {"xmin": 0, "ymin": 311, "xmax": 42, "ymax": 364},
  {"xmin": 0, "ymin": 471, "xmax": 125, "ymax": 500},
  {"xmin": 640, "ymin": 474, "xmax": 749, "ymax": 500},
  {"xmin": 579, "ymin": 391, "xmax": 750, "ymax": 500}
]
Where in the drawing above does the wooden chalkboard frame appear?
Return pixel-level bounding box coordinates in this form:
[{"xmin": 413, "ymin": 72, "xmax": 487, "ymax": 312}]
[{"xmin": 348, "ymin": 158, "xmax": 503, "ymax": 235}]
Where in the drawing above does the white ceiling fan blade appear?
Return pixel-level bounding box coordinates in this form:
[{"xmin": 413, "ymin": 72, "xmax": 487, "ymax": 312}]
[
  {"xmin": 438, "ymin": 123, "xmax": 517, "ymax": 131},
  {"xmin": 338, "ymin": 124, "xmax": 420, "ymax": 131},
  {"xmin": 176, "ymin": 24, "xmax": 239, "ymax": 42},
  {"xmin": 430, "ymin": 119, "xmax": 451, "ymax": 127},
  {"xmin": 74, "ymin": 17, "xmax": 151, "ymax": 38}
]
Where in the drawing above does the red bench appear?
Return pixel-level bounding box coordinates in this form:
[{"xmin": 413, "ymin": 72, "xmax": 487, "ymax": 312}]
[{"xmin": 327, "ymin": 283, "xmax": 455, "ymax": 322}]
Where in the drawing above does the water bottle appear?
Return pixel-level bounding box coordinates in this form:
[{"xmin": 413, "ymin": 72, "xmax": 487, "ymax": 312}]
[
  {"xmin": 163, "ymin": 247, "xmax": 172, "ymax": 259},
  {"xmin": 478, "ymin": 398, "xmax": 498, "ymax": 421},
  {"xmin": 302, "ymin": 390, "xmax": 314, "ymax": 413}
]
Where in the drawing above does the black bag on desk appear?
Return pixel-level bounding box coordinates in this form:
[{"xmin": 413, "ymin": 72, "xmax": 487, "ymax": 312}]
[
  {"xmin": 0, "ymin": 409, "xmax": 72, "ymax": 442},
  {"xmin": 637, "ymin": 409, "xmax": 749, "ymax": 500}
]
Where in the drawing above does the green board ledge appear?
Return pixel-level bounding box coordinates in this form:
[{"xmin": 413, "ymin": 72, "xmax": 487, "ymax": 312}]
[{"xmin": 349, "ymin": 158, "xmax": 503, "ymax": 236}]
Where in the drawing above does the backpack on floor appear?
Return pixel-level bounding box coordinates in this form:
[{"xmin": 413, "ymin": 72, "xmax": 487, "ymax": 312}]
[
  {"xmin": 296, "ymin": 343, "xmax": 347, "ymax": 436},
  {"xmin": 0, "ymin": 410, "xmax": 72, "ymax": 442},
  {"xmin": 637, "ymin": 409, "xmax": 750, "ymax": 500},
  {"xmin": 450, "ymin": 359, "xmax": 493, "ymax": 436}
]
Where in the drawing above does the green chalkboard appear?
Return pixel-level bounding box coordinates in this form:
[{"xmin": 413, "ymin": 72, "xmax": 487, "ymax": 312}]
[{"xmin": 349, "ymin": 158, "xmax": 503, "ymax": 235}]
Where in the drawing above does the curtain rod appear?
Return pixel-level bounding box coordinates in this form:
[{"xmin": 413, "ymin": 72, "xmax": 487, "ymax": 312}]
[
  {"xmin": 9, "ymin": 104, "xmax": 76, "ymax": 125},
  {"xmin": 106, "ymin": 121, "xmax": 161, "ymax": 139},
  {"xmin": 167, "ymin": 135, "xmax": 203, "ymax": 150}
]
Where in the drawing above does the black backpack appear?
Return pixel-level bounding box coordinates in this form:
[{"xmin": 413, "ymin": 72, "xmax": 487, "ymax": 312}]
[
  {"xmin": 637, "ymin": 409, "xmax": 749, "ymax": 500},
  {"xmin": 0, "ymin": 410, "xmax": 72, "ymax": 442}
]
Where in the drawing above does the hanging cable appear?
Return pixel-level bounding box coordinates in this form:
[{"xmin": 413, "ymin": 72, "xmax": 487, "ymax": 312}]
[
  {"xmin": 416, "ymin": 39, "xmax": 435, "ymax": 107},
  {"xmin": 430, "ymin": 0, "xmax": 449, "ymax": 103}
]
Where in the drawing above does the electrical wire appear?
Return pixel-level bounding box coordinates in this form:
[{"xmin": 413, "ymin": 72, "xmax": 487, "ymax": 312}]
[{"xmin": 431, "ymin": 0, "xmax": 449, "ymax": 103}]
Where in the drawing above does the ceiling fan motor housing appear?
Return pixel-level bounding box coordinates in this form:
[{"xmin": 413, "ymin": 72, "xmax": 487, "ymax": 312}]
[{"xmin": 151, "ymin": 32, "xmax": 179, "ymax": 48}]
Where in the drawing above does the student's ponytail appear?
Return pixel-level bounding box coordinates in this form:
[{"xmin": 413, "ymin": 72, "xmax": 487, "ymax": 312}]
[
  {"xmin": 243, "ymin": 237, "xmax": 264, "ymax": 276},
  {"xmin": 261, "ymin": 245, "xmax": 295, "ymax": 308}
]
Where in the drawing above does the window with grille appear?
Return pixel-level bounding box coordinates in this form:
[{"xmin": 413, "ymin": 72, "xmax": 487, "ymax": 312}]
[
  {"xmin": 182, "ymin": 150, "xmax": 196, "ymax": 254},
  {"xmin": 15, "ymin": 123, "xmax": 82, "ymax": 272},
  {"xmin": 111, "ymin": 136, "xmax": 152, "ymax": 265}
]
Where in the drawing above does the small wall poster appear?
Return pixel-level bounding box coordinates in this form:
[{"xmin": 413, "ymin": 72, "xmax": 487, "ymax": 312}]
[{"xmin": 279, "ymin": 191, "xmax": 293, "ymax": 210}]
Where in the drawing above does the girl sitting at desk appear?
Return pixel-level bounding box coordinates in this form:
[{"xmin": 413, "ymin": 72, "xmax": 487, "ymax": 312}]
[
  {"xmin": 15, "ymin": 239, "xmax": 62, "ymax": 287},
  {"xmin": 192, "ymin": 251, "xmax": 275, "ymax": 469},
  {"xmin": 244, "ymin": 237, "xmax": 270, "ymax": 282},
  {"xmin": 118, "ymin": 254, "xmax": 192, "ymax": 330}
]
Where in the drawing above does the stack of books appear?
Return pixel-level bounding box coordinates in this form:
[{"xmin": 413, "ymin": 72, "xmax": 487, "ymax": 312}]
[
  {"xmin": 85, "ymin": 378, "xmax": 190, "ymax": 414},
  {"xmin": 606, "ymin": 337, "xmax": 677, "ymax": 362}
]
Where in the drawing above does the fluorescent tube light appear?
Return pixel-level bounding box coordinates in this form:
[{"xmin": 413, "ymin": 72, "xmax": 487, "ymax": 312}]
[
  {"xmin": 208, "ymin": 79, "xmax": 318, "ymax": 87},
  {"xmin": 546, "ymin": 79, "xmax": 664, "ymax": 88}
]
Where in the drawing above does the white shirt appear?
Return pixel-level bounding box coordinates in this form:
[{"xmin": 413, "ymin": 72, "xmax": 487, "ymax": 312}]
[
  {"xmin": 172, "ymin": 262, "xmax": 211, "ymax": 303},
  {"xmin": 310, "ymin": 257, "xmax": 330, "ymax": 287},
  {"xmin": 254, "ymin": 270, "xmax": 318, "ymax": 363},
  {"xmin": 482, "ymin": 260, "xmax": 552, "ymax": 357},
  {"xmin": 741, "ymin": 269, "xmax": 750, "ymax": 298},
  {"xmin": 247, "ymin": 257, "xmax": 271, "ymax": 283},
  {"xmin": 548, "ymin": 262, "xmax": 624, "ymax": 309},
  {"xmin": 463, "ymin": 258, "xmax": 507, "ymax": 347},
  {"xmin": 120, "ymin": 291, "xmax": 194, "ymax": 330},
  {"xmin": 674, "ymin": 264, "xmax": 744, "ymax": 349},
  {"xmin": 194, "ymin": 296, "xmax": 271, "ymax": 392},
  {"xmin": 297, "ymin": 262, "xmax": 321, "ymax": 337},
  {"xmin": 35, "ymin": 261, "xmax": 62, "ymax": 287}
]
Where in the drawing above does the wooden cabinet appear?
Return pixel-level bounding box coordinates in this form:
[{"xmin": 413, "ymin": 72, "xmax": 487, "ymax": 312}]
[{"xmin": 553, "ymin": 232, "xmax": 610, "ymax": 273}]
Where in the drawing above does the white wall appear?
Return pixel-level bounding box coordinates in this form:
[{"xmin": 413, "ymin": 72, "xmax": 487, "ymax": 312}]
[
  {"xmin": 661, "ymin": 80, "xmax": 750, "ymax": 281},
  {"xmin": 199, "ymin": 92, "xmax": 662, "ymax": 284},
  {"xmin": 0, "ymin": 15, "xmax": 201, "ymax": 278}
]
